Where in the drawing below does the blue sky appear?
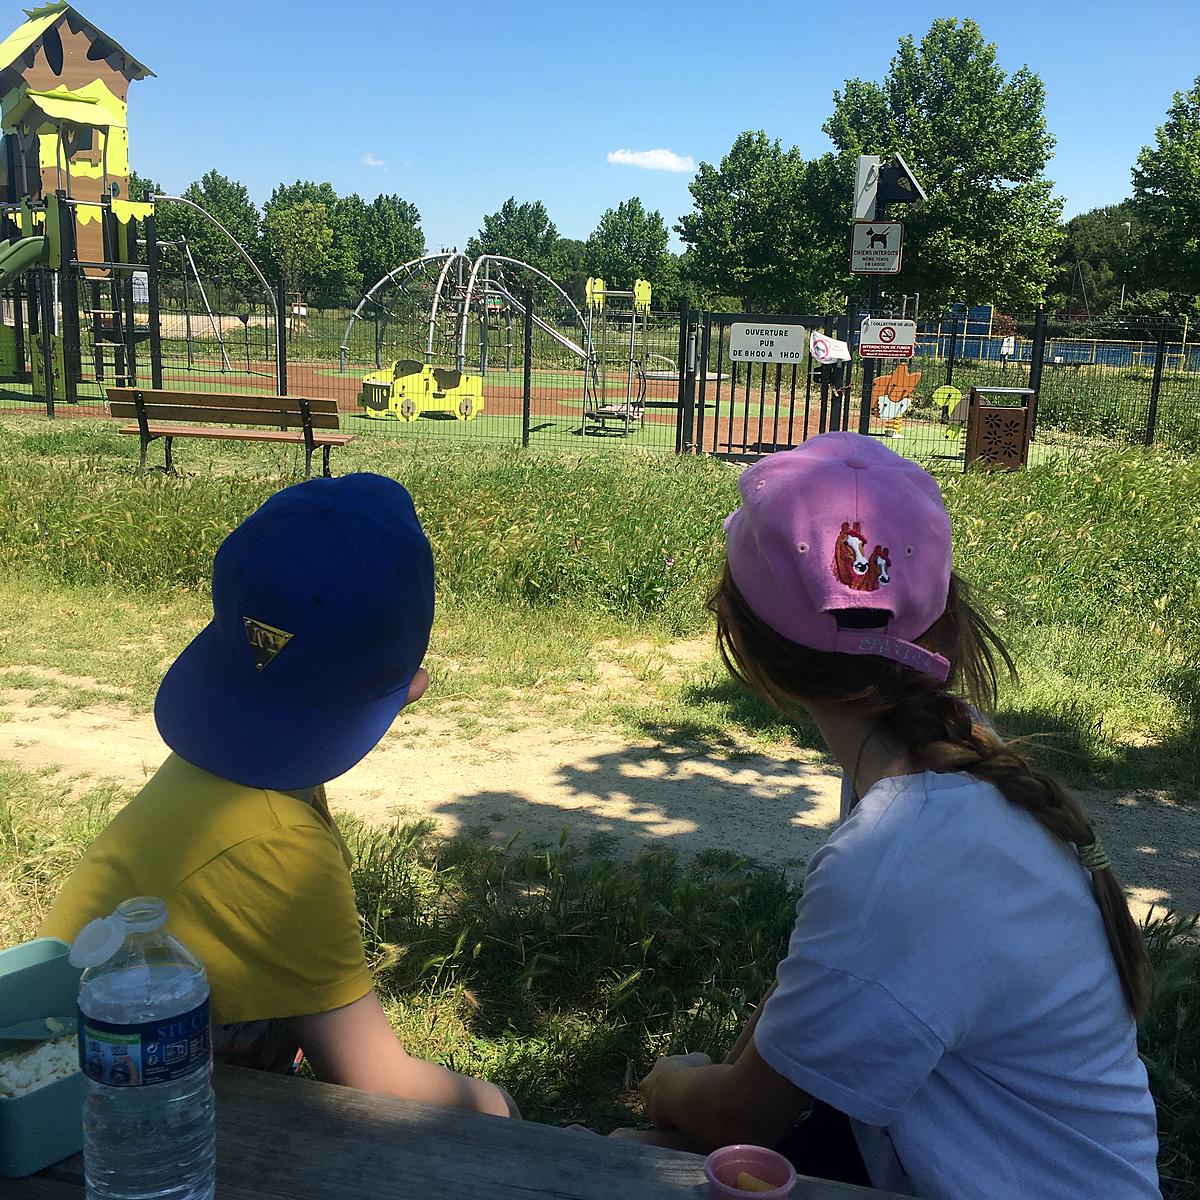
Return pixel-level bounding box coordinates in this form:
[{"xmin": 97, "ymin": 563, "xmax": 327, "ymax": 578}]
[{"xmin": 66, "ymin": 1, "xmax": 1200, "ymax": 251}]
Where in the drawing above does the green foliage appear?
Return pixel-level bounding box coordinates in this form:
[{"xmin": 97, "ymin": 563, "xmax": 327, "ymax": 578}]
[
  {"xmin": 825, "ymin": 17, "xmax": 1062, "ymax": 308},
  {"xmin": 262, "ymin": 200, "xmax": 335, "ymax": 300},
  {"xmin": 153, "ymin": 170, "xmax": 262, "ymax": 291},
  {"xmin": 354, "ymin": 193, "xmax": 424, "ymax": 288},
  {"xmin": 1046, "ymin": 202, "xmax": 1138, "ymax": 317},
  {"xmin": 126, "ymin": 169, "xmax": 160, "ymax": 204},
  {"xmin": 677, "ymin": 132, "xmax": 841, "ymax": 312},
  {"xmin": 1133, "ymin": 75, "xmax": 1200, "ymax": 297},
  {"xmin": 261, "ymin": 184, "xmax": 357, "ymax": 304},
  {"xmin": 555, "ymin": 237, "xmax": 588, "ymax": 304},
  {"xmin": 585, "ymin": 198, "xmax": 677, "ymax": 302},
  {"xmin": 466, "ymin": 198, "xmax": 562, "ymax": 278}
]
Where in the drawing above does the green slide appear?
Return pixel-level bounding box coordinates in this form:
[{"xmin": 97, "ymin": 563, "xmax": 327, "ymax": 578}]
[{"xmin": 0, "ymin": 235, "xmax": 47, "ymax": 288}]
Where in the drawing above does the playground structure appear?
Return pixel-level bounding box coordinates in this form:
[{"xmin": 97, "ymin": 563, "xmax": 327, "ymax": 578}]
[
  {"xmin": 0, "ymin": 4, "xmax": 278, "ymax": 413},
  {"xmin": 340, "ymin": 254, "xmax": 654, "ymax": 435}
]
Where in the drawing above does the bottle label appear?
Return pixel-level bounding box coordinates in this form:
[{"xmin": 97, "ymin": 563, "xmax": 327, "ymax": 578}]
[{"xmin": 78, "ymin": 999, "xmax": 211, "ymax": 1087}]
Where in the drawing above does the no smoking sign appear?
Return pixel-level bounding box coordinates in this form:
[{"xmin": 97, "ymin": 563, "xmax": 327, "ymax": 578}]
[{"xmin": 859, "ymin": 318, "xmax": 916, "ymax": 359}]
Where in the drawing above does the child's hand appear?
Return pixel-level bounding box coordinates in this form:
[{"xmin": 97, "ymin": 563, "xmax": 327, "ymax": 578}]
[{"xmin": 639, "ymin": 1051, "xmax": 714, "ymax": 1127}]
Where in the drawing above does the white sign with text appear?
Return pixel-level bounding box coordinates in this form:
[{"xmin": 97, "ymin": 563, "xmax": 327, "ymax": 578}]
[
  {"xmin": 850, "ymin": 220, "xmax": 904, "ymax": 274},
  {"xmin": 729, "ymin": 322, "xmax": 807, "ymax": 363},
  {"xmin": 859, "ymin": 319, "xmax": 917, "ymax": 359}
]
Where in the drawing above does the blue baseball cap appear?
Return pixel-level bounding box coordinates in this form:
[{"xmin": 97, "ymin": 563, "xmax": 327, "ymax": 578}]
[{"xmin": 155, "ymin": 473, "xmax": 435, "ymax": 790}]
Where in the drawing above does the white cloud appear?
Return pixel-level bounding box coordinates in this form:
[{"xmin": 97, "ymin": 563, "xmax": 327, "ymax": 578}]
[
  {"xmin": 362, "ymin": 153, "xmax": 386, "ymax": 168},
  {"xmin": 606, "ymin": 148, "xmax": 695, "ymax": 173}
]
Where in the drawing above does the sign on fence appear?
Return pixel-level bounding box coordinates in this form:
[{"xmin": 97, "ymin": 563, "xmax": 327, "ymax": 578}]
[
  {"xmin": 810, "ymin": 331, "xmax": 851, "ymax": 364},
  {"xmin": 850, "ymin": 220, "xmax": 904, "ymax": 274},
  {"xmin": 859, "ymin": 319, "xmax": 917, "ymax": 359},
  {"xmin": 729, "ymin": 322, "xmax": 806, "ymax": 363}
]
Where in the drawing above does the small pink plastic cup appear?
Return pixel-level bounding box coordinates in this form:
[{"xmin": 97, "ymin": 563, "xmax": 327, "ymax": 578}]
[{"xmin": 703, "ymin": 1145, "xmax": 797, "ymax": 1200}]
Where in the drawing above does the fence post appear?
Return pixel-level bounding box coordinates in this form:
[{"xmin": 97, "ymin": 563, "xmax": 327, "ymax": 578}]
[
  {"xmin": 144, "ymin": 212, "xmax": 164, "ymax": 390},
  {"xmin": 56, "ymin": 191, "xmax": 80, "ymax": 406},
  {"xmin": 521, "ymin": 285, "xmax": 532, "ymax": 448},
  {"xmin": 37, "ymin": 269, "xmax": 53, "ymax": 417},
  {"xmin": 677, "ymin": 300, "xmax": 699, "ymax": 454},
  {"xmin": 945, "ymin": 314, "xmax": 959, "ymax": 387},
  {"xmin": 276, "ymin": 279, "xmax": 288, "ymax": 396},
  {"xmin": 1028, "ymin": 308, "xmax": 1047, "ymax": 437},
  {"xmin": 1146, "ymin": 321, "xmax": 1168, "ymax": 447}
]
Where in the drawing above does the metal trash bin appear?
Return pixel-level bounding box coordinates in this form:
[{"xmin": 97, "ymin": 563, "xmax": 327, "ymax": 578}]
[{"xmin": 965, "ymin": 387, "xmax": 1036, "ymax": 469}]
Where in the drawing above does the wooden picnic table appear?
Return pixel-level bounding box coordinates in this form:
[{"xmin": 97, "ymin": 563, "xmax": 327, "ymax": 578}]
[{"xmin": 5, "ymin": 1065, "xmax": 900, "ymax": 1200}]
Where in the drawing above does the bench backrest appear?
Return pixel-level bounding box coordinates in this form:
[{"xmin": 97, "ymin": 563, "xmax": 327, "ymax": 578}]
[{"xmin": 106, "ymin": 388, "xmax": 341, "ymax": 431}]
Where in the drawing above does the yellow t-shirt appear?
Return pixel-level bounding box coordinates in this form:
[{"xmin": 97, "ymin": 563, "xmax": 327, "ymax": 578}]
[{"xmin": 40, "ymin": 754, "xmax": 373, "ymax": 1040}]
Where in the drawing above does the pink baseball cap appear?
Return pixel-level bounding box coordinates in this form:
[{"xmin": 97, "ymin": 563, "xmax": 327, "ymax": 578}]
[{"xmin": 724, "ymin": 432, "xmax": 952, "ymax": 681}]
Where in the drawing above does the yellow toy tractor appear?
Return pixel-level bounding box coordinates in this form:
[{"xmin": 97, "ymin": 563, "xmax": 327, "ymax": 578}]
[{"xmin": 358, "ymin": 360, "xmax": 484, "ymax": 422}]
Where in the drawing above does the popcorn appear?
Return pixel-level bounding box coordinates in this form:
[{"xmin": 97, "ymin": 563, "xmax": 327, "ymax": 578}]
[{"xmin": 0, "ymin": 1036, "xmax": 79, "ymax": 1098}]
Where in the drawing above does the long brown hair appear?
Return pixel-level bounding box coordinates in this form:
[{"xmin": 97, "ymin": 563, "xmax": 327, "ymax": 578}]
[{"xmin": 711, "ymin": 564, "xmax": 1151, "ymax": 1019}]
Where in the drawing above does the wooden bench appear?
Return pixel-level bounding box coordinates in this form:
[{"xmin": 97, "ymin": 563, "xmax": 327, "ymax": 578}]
[{"xmin": 106, "ymin": 388, "xmax": 354, "ymax": 477}]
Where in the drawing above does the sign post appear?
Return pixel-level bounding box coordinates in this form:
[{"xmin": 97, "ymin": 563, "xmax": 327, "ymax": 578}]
[{"xmin": 851, "ymin": 153, "xmax": 927, "ymax": 435}]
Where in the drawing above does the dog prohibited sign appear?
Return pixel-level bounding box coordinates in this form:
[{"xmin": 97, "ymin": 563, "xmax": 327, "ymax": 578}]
[
  {"xmin": 859, "ymin": 319, "xmax": 917, "ymax": 358},
  {"xmin": 850, "ymin": 220, "xmax": 904, "ymax": 274},
  {"xmin": 728, "ymin": 322, "xmax": 806, "ymax": 363}
]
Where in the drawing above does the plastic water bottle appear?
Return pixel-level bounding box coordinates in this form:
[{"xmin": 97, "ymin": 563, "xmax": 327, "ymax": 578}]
[{"xmin": 70, "ymin": 897, "xmax": 215, "ymax": 1200}]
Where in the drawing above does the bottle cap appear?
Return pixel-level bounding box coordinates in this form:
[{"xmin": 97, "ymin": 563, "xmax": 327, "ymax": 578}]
[{"xmin": 69, "ymin": 915, "xmax": 125, "ymax": 969}]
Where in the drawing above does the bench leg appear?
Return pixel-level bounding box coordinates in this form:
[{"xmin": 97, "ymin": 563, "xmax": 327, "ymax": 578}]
[
  {"xmin": 164, "ymin": 436, "xmax": 174, "ymax": 474},
  {"xmin": 138, "ymin": 435, "xmax": 148, "ymax": 472},
  {"xmin": 322, "ymin": 444, "xmax": 332, "ymax": 477},
  {"xmin": 304, "ymin": 444, "xmax": 313, "ymax": 479}
]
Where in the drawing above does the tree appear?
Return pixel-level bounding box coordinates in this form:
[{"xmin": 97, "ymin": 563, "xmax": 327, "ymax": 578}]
[
  {"xmin": 354, "ymin": 193, "xmax": 424, "ymax": 288},
  {"xmin": 677, "ymin": 132, "xmax": 841, "ymax": 311},
  {"xmin": 1045, "ymin": 202, "xmax": 1140, "ymax": 317},
  {"xmin": 127, "ymin": 170, "xmax": 161, "ymax": 203},
  {"xmin": 262, "ymin": 200, "xmax": 334, "ymax": 300},
  {"xmin": 555, "ymin": 237, "xmax": 588, "ymax": 303},
  {"xmin": 823, "ymin": 18, "xmax": 1063, "ymax": 309},
  {"xmin": 585, "ymin": 198, "xmax": 675, "ymax": 301},
  {"xmin": 263, "ymin": 181, "xmax": 359, "ymax": 301},
  {"xmin": 1132, "ymin": 75, "xmax": 1200, "ymax": 296},
  {"xmin": 151, "ymin": 170, "xmax": 261, "ymax": 290},
  {"xmin": 466, "ymin": 198, "xmax": 561, "ymax": 277}
]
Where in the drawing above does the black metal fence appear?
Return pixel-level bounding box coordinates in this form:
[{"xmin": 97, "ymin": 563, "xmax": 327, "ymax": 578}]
[{"xmin": 3, "ymin": 277, "xmax": 1198, "ymax": 466}]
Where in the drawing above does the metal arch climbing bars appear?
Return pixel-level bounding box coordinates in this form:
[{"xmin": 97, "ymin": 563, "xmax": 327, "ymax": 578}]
[
  {"xmin": 152, "ymin": 193, "xmax": 280, "ymax": 390},
  {"xmin": 338, "ymin": 251, "xmax": 455, "ymax": 369},
  {"xmin": 456, "ymin": 254, "xmax": 588, "ymax": 368},
  {"xmin": 426, "ymin": 251, "xmax": 472, "ymax": 362}
]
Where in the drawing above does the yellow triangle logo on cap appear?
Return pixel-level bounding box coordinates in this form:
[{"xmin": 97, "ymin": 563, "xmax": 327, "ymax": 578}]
[{"xmin": 243, "ymin": 617, "xmax": 293, "ymax": 672}]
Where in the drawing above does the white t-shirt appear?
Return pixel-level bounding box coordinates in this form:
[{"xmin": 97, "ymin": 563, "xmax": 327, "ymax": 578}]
[{"xmin": 754, "ymin": 770, "xmax": 1160, "ymax": 1200}]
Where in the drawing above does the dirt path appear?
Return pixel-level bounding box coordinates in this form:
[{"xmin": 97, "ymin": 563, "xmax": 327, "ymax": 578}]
[{"xmin": 1, "ymin": 676, "xmax": 1194, "ymax": 921}]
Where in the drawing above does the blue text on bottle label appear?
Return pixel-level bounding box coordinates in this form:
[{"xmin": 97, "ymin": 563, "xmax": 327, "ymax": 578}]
[{"xmin": 78, "ymin": 999, "xmax": 211, "ymax": 1087}]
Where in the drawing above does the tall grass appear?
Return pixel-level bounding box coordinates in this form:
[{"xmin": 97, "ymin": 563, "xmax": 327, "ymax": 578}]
[{"xmin": 0, "ymin": 419, "xmax": 1196, "ymax": 789}]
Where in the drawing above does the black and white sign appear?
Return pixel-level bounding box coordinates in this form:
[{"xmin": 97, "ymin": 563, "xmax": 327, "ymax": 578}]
[
  {"xmin": 1001, "ymin": 335, "xmax": 1016, "ymax": 357},
  {"xmin": 729, "ymin": 322, "xmax": 806, "ymax": 363},
  {"xmin": 850, "ymin": 220, "xmax": 904, "ymax": 274},
  {"xmin": 859, "ymin": 319, "xmax": 917, "ymax": 359}
]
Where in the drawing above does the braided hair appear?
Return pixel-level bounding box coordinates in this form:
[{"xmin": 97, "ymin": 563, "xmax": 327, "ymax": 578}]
[{"xmin": 711, "ymin": 566, "xmax": 1150, "ymax": 1018}]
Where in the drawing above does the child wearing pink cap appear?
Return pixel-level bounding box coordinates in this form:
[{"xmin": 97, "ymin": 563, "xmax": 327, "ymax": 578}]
[{"xmin": 635, "ymin": 434, "xmax": 1159, "ymax": 1199}]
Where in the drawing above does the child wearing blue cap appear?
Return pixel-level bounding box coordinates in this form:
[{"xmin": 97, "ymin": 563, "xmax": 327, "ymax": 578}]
[{"xmin": 42, "ymin": 474, "xmax": 517, "ymax": 1118}]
